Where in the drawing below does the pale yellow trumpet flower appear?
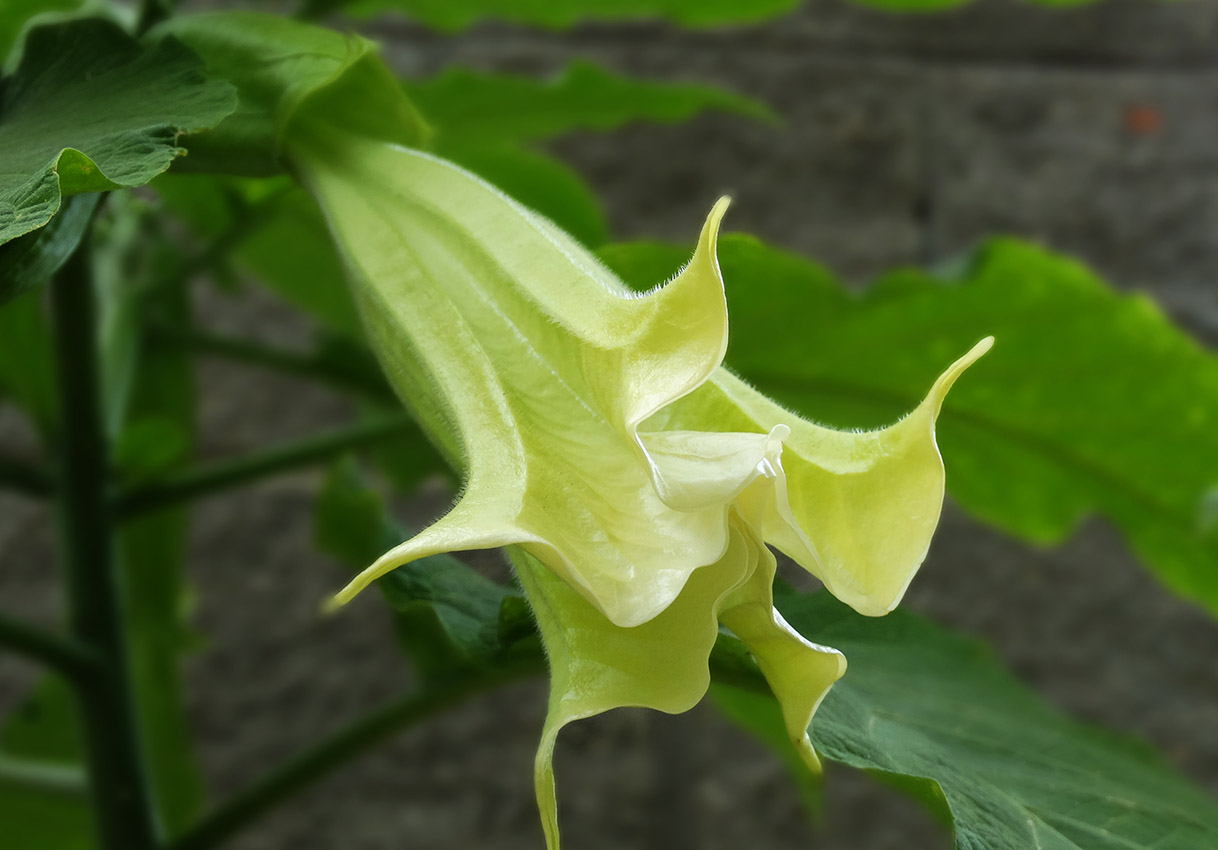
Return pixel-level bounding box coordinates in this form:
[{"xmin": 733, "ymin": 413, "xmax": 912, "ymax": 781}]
[{"xmin": 292, "ymin": 132, "xmax": 990, "ymax": 849}]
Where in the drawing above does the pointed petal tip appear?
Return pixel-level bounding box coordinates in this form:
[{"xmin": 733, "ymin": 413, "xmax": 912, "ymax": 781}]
[
  {"xmin": 952, "ymin": 336, "xmax": 994, "ymax": 374},
  {"xmin": 926, "ymin": 335, "xmax": 994, "ymax": 414},
  {"xmin": 692, "ymin": 196, "xmax": 730, "ymax": 247},
  {"xmin": 796, "ymin": 737, "xmax": 824, "ymax": 774},
  {"xmin": 329, "ymin": 549, "xmax": 401, "ymax": 609},
  {"xmin": 971, "ymin": 335, "xmax": 995, "ymax": 358},
  {"xmin": 695, "ymin": 196, "xmax": 731, "ymax": 253}
]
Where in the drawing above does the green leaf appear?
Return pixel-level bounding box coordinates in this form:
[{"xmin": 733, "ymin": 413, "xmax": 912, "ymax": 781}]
[
  {"xmin": 0, "ymin": 193, "xmax": 98, "ymax": 306},
  {"xmin": 159, "ymin": 12, "xmax": 429, "ymax": 175},
  {"xmin": 0, "ymin": 18, "xmax": 237, "ymax": 246},
  {"xmin": 0, "ymin": 676, "xmax": 94, "ymax": 850},
  {"xmin": 784, "ymin": 591, "xmax": 1218, "ymax": 849},
  {"xmin": 600, "ymin": 235, "xmax": 1218, "ymax": 618},
  {"xmin": 315, "ymin": 459, "xmax": 527, "ymax": 679},
  {"xmin": 304, "ymin": 0, "xmax": 801, "ymax": 30},
  {"xmin": 406, "ymin": 61, "xmax": 775, "ymax": 145}
]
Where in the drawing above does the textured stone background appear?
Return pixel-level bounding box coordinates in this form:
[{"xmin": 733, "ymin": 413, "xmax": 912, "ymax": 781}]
[{"xmin": 3, "ymin": 0, "xmax": 1218, "ymax": 847}]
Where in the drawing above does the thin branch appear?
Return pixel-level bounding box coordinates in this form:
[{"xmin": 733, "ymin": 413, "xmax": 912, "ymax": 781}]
[
  {"xmin": 0, "ymin": 613, "xmax": 98, "ymax": 681},
  {"xmin": 0, "ymin": 754, "xmax": 88, "ymax": 796},
  {"xmin": 0, "ymin": 454, "xmax": 53, "ymax": 499},
  {"xmin": 149, "ymin": 326, "xmax": 395, "ymax": 403},
  {"xmin": 168, "ymin": 656, "xmax": 545, "ymax": 850},
  {"xmin": 113, "ymin": 414, "xmax": 419, "ymax": 518}
]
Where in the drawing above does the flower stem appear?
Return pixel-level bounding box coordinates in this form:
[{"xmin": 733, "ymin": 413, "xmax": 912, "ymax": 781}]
[
  {"xmin": 113, "ymin": 413, "xmax": 419, "ymax": 518},
  {"xmin": 168, "ymin": 657, "xmax": 545, "ymax": 850},
  {"xmin": 50, "ymin": 244, "xmax": 160, "ymax": 850}
]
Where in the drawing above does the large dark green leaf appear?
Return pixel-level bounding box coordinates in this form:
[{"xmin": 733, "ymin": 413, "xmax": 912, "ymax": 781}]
[
  {"xmin": 0, "ymin": 18, "xmax": 236, "ymax": 246},
  {"xmin": 600, "ymin": 235, "xmax": 1218, "ymax": 618},
  {"xmin": 303, "ymin": 0, "xmax": 800, "ymax": 29},
  {"xmin": 782, "ymin": 591, "xmax": 1218, "ymax": 849},
  {"xmin": 0, "ymin": 193, "xmax": 98, "ymax": 307},
  {"xmin": 0, "ymin": 676, "xmax": 94, "ymax": 849},
  {"xmin": 406, "ymin": 61, "xmax": 774, "ymax": 145}
]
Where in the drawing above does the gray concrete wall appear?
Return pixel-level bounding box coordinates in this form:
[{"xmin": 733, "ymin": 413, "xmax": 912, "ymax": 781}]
[{"xmin": 2, "ymin": 1, "xmax": 1218, "ymax": 847}]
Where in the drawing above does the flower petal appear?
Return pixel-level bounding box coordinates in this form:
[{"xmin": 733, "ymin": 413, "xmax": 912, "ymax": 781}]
[
  {"xmin": 723, "ymin": 485, "xmax": 847, "ymax": 770},
  {"xmin": 653, "ymin": 338, "xmax": 993, "ymax": 616},
  {"xmin": 295, "ymin": 137, "xmax": 740, "ymax": 626},
  {"xmin": 509, "ymin": 525, "xmax": 752, "ymax": 850}
]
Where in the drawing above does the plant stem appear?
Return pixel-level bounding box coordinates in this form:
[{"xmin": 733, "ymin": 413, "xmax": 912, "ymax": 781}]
[
  {"xmin": 0, "ymin": 754, "xmax": 88, "ymax": 796},
  {"xmin": 0, "ymin": 613, "xmax": 98, "ymax": 682},
  {"xmin": 151, "ymin": 326, "xmax": 395, "ymax": 402},
  {"xmin": 50, "ymin": 246, "xmax": 159, "ymax": 850},
  {"xmin": 169, "ymin": 657, "xmax": 545, "ymax": 850},
  {"xmin": 114, "ymin": 414, "xmax": 419, "ymax": 518},
  {"xmin": 0, "ymin": 453, "xmax": 53, "ymax": 499}
]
